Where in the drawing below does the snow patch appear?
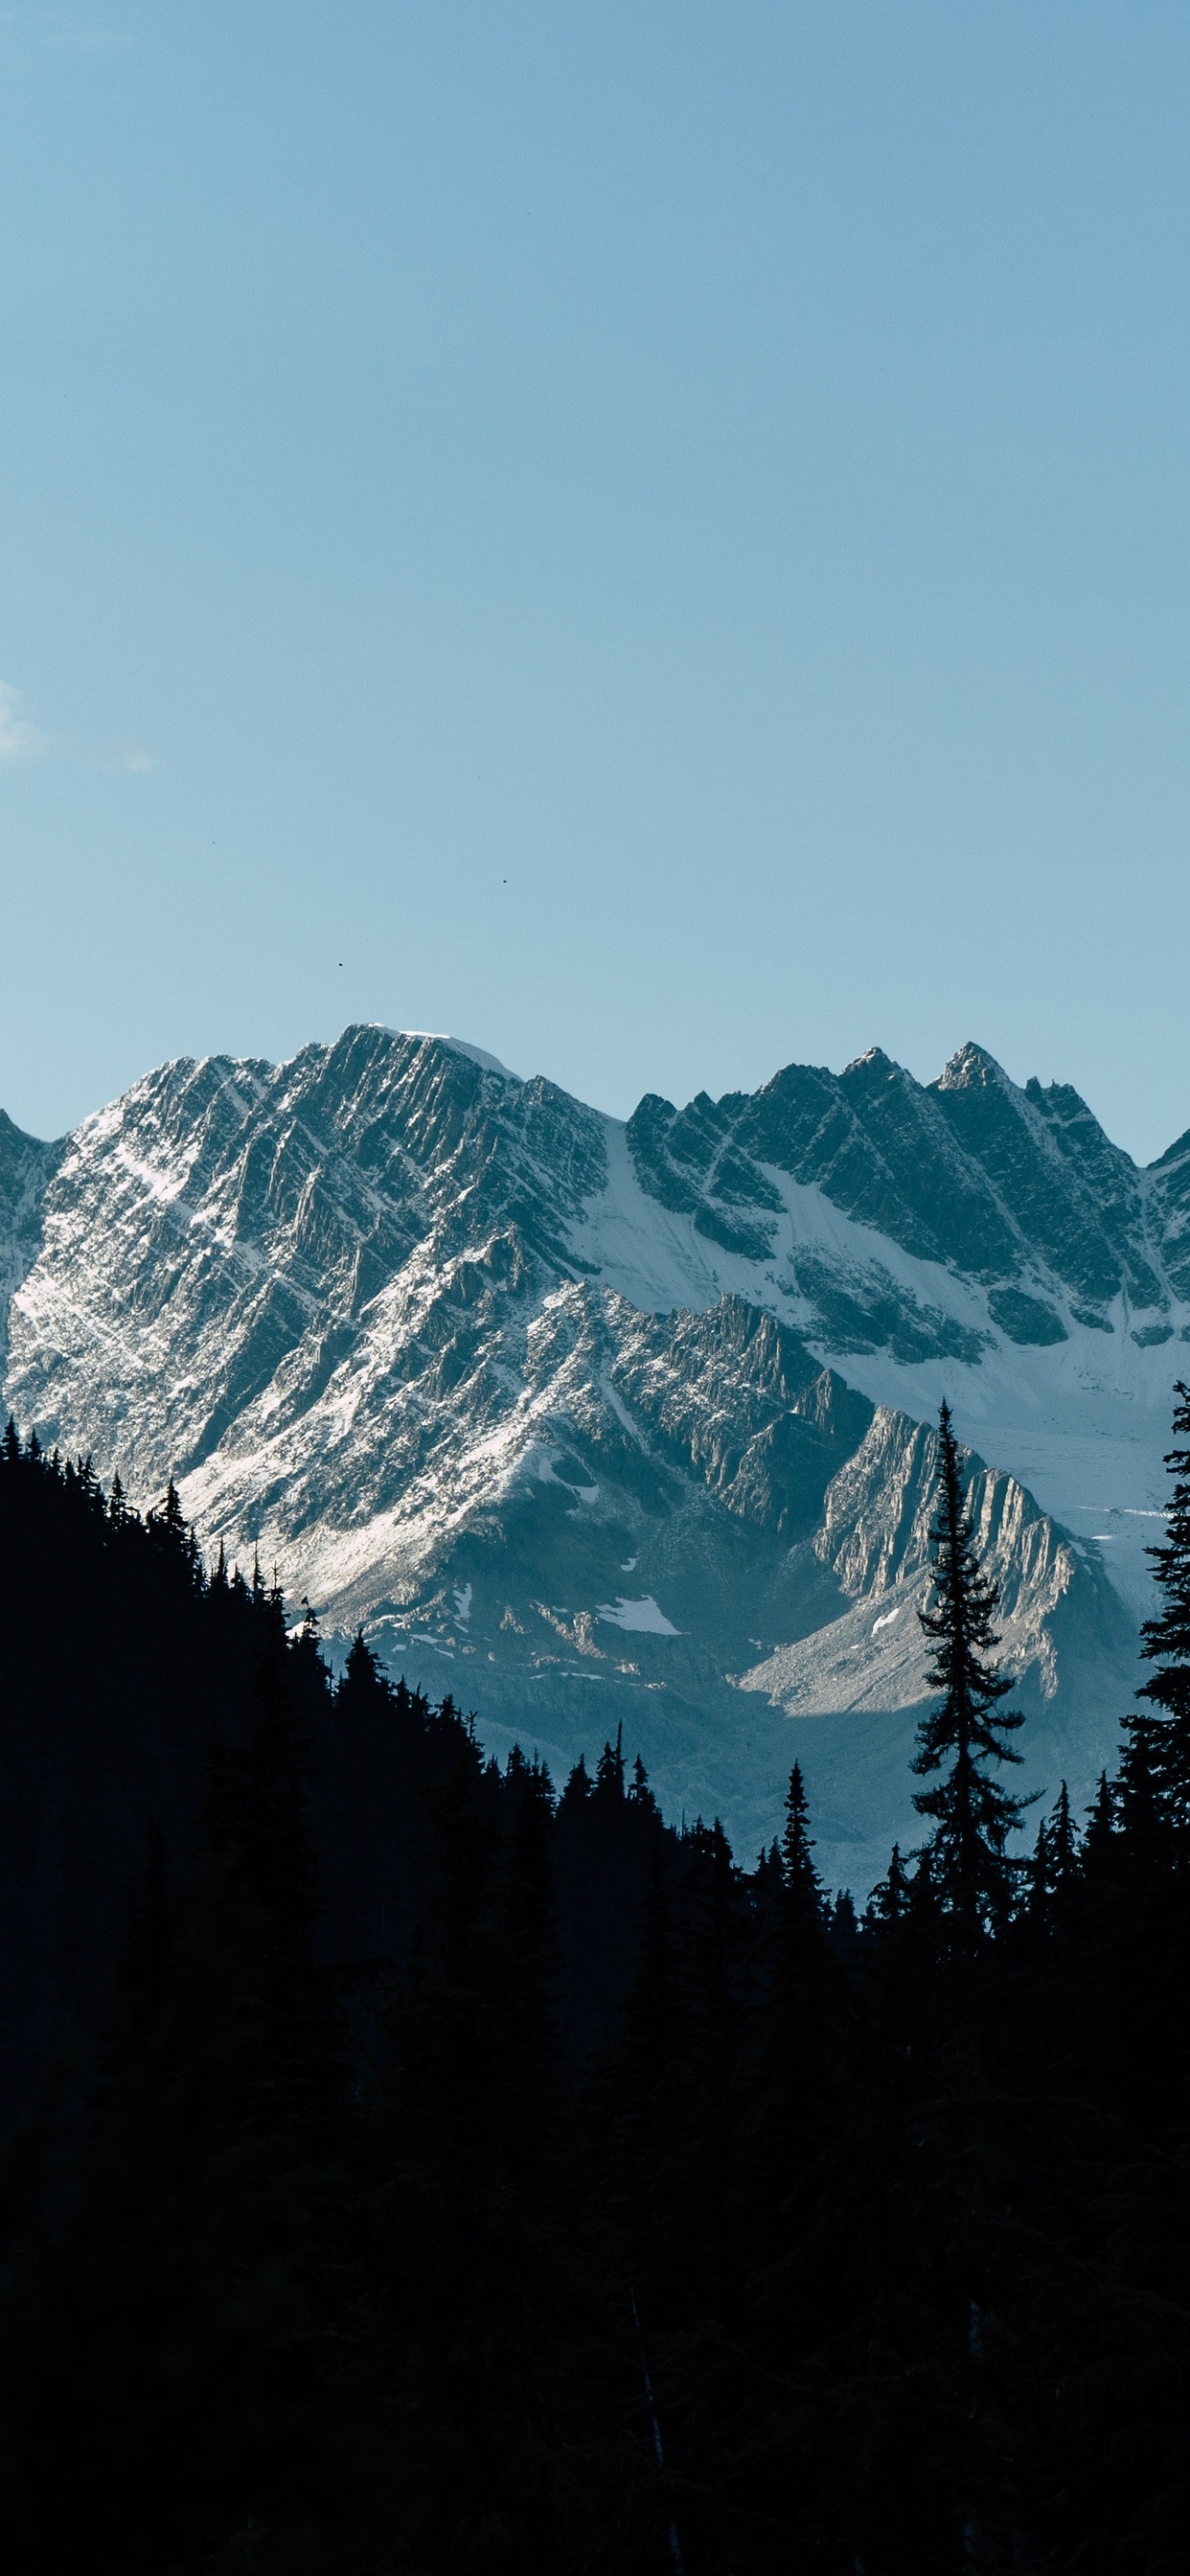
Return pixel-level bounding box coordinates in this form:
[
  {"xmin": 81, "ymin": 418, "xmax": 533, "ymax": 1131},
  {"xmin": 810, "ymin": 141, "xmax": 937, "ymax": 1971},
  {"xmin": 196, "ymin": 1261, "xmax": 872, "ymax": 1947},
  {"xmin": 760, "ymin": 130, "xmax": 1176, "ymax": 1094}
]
[
  {"xmin": 596, "ymin": 1595, "xmax": 680, "ymax": 1636},
  {"xmin": 400, "ymin": 1031, "xmax": 521, "ymax": 1081}
]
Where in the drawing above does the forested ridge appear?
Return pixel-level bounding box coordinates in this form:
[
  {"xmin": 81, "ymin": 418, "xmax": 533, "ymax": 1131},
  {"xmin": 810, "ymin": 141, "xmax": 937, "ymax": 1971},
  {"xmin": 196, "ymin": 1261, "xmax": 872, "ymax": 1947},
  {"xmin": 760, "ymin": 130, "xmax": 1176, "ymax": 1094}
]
[{"xmin": 0, "ymin": 1408, "xmax": 1186, "ymax": 2572}]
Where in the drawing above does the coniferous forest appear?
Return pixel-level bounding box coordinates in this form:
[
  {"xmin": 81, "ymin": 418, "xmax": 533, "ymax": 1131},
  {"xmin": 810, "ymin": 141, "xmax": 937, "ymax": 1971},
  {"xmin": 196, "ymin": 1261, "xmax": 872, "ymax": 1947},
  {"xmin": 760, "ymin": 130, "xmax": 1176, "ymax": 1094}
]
[{"xmin": 0, "ymin": 1401, "xmax": 1187, "ymax": 2573}]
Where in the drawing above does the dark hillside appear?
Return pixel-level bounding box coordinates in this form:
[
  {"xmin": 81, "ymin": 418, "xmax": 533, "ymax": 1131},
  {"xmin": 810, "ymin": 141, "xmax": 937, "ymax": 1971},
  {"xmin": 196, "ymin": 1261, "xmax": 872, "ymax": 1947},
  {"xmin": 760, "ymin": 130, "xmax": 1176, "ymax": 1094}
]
[
  {"xmin": 0, "ymin": 1415, "xmax": 1187, "ymax": 2572},
  {"xmin": 0, "ymin": 1435, "xmax": 276, "ymax": 2121},
  {"xmin": 0, "ymin": 1427, "xmax": 675, "ymax": 2127}
]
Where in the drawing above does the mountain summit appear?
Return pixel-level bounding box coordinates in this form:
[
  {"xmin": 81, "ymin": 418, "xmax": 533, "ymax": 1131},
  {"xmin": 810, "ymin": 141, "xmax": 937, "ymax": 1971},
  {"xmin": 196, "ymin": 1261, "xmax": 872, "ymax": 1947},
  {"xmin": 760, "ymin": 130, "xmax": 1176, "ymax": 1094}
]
[{"xmin": 1, "ymin": 1026, "xmax": 1179, "ymax": 1879}]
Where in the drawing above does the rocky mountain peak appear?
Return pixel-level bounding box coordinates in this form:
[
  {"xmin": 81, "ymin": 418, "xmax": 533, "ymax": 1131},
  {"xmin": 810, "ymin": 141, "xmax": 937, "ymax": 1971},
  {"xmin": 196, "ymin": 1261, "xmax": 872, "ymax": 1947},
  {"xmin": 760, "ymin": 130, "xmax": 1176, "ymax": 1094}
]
[
  {"xmin": 934, "ymin": 1040, "xmax": 1013, "ymax": 1093},
  {"xmin": 837, "ymin": 1045, "xmax": 903, "ymax": 1084},
  {"xmin": 1, "ymin": 1021, "xmax": 1180, "ymax": 1878}
]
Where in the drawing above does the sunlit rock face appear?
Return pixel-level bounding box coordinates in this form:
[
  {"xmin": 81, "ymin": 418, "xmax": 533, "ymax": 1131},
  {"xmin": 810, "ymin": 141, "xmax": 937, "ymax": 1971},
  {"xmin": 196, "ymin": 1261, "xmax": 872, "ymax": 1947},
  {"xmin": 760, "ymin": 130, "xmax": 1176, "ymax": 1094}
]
[{"xmin": 3, "ymin": 1024, "xmax": 1182, "ymax": 1881}]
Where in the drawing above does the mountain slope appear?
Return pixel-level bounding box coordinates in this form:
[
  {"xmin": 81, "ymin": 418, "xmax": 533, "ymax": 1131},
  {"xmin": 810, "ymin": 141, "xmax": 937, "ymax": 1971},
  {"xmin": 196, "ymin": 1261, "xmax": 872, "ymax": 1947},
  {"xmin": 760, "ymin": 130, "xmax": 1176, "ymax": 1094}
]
[{"xmin": 0, "ymin": 1025, "xmax": 1174, "ymax": 1878}]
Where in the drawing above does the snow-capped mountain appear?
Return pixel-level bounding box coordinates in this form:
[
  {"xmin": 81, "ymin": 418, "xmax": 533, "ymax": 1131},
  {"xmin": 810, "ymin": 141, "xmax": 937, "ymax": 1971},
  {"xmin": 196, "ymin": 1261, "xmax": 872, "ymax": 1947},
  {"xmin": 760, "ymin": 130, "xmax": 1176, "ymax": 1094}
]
[{"xmin": 2, "ymin": 1024, "xmax": 1180, "ymax": 1884}]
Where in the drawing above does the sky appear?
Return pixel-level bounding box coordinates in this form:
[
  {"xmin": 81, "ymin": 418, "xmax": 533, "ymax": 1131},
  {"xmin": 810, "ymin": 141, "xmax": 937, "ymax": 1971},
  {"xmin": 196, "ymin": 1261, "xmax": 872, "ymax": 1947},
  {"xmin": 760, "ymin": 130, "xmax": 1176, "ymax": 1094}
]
[{"xmin": 2, "ymin": 2, "xmax": 1190, "ymax": 1161}]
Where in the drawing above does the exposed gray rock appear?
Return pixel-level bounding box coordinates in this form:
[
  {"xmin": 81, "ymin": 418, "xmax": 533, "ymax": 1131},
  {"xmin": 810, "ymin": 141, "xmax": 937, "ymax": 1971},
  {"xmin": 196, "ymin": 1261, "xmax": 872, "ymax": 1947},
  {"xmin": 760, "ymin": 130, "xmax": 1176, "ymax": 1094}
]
[{"xmin": 2, "ymin": 1023, "xmax": 1180, "ymax": 1877}]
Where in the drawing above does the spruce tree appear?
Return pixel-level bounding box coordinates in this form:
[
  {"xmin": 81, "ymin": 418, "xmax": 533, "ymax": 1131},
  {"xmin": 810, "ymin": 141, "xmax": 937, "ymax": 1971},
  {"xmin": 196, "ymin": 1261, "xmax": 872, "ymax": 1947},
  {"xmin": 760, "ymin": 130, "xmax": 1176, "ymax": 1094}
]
[
  {"xmin": 628, "ymin": 1752, "xmax": 661, "ymax": 1817},
  {"xmin": 781, "ymin": 1760, "xmax": 825, "ymax": 1927},
  {"xmin": 595, "ymin": 1725, "xmax": 627, "ymax": 1802},
  {"xmin": 1080, "ymin": 1769, "xmax": 1117, "ymax": 1887},
  {"xmin": 1027, "ymin": 1781, "xmax": 1079, "ymax": 1931},
  {"xmin": 560, "ymin": 1753, "xmax": 592, "ymax": 1811},
  {"xmin": 1136, "ymin": 1378, "xmax": 1190, "ymax": 1829},
  {"xmin": 867, "ymin": 1841, "xmax": 910, "ymax": 1930},
  {"xmin": 1115, "ymin": 1711, "xmax": 1170, "ymax": 1868},
  {"xmin": 911, "ymin": 1401, "xmax": 1029, "ymax": 1941}
]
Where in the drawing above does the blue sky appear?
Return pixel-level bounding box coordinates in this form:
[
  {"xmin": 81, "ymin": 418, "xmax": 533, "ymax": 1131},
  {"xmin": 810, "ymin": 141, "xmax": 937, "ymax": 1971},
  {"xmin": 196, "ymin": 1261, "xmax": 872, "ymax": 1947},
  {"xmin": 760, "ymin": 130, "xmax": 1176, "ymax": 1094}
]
[{"xmin": 2, "ymin": 1, "xmax": 1189, "ymax": 1159}]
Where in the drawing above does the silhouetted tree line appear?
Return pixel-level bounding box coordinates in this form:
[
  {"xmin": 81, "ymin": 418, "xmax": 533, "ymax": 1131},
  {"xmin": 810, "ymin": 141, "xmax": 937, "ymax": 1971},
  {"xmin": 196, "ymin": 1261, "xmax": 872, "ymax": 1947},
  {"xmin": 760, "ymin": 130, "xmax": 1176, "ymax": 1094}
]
[{"xmin": 0, "ymin": 1397, "xmax": 1187, "ymax": 2571}]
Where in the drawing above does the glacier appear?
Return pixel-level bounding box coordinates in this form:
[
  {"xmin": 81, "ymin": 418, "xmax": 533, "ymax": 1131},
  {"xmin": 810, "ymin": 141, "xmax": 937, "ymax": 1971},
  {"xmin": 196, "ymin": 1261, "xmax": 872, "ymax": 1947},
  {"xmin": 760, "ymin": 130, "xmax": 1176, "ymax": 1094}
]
[{"xmin": 2, "ymin": 1023, "xmax": 1184, "ymax": 1888}]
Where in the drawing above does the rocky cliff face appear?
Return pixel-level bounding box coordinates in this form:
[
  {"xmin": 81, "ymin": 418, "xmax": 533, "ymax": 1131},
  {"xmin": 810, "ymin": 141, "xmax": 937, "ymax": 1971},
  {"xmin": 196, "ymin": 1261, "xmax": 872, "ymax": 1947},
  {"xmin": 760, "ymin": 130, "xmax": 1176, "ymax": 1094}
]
[
  {"xmin": 0, "ymin": 1111, "xmax": 62, "ymax": 1373},
  {"xmin": 0, "ymin": 1024, "xmax": 1175, "ymax": 1879},
  {"xmin": 627, "ymin": 1038, "xmax": 1181, "ymax": 1340}
]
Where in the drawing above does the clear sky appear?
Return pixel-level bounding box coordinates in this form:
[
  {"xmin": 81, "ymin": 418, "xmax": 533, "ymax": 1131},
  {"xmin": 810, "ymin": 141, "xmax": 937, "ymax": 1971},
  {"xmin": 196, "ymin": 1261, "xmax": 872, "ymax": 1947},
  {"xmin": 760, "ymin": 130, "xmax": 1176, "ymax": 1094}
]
[{"xmin": 2, "ymin": 2, "xmax": 1189, "ymax": 1161}]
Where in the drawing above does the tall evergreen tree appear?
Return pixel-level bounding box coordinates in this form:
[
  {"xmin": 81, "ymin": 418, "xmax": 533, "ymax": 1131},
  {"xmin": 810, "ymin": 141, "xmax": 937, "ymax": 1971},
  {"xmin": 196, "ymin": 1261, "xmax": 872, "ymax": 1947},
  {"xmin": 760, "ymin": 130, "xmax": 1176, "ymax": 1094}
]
[
  {"xmin": 1028, "ymin": 1781, "xmax": 1079, "ymax": 1931},
  {"xmin": 595, "ymin": 1726, "xmax": 627, "ymax": 1803},
  {"xmin": 1115, "ymin": 1710, "xmax": 1170, "ymax": 1866},
  {"xmin": 867, "ymin": 1839, "xmax": 910, "ymax": 1931},
  {"xmin": 1136, "ymin": 1377, "xmax": 1190, "ymax": 1829},
  {"xmin": 780, "ymin": 1760, "xmax": 825, "ymax": 1927},
  {"xmin": 911, "ymin": 1401, "xmax": 1030, "ymax": 1941},
  {"xmin": 1079, "ymin": 1769, "xmax": 1117, "ymax": 1890}
]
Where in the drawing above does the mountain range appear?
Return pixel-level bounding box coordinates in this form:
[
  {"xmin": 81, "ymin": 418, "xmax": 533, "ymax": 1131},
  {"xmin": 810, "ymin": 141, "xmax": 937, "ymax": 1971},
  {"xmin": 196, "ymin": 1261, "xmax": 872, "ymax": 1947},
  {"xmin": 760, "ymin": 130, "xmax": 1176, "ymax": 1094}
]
[{"xmin": 3, "ymin": 1024, "xmax": 1183, "ymax": 1889}]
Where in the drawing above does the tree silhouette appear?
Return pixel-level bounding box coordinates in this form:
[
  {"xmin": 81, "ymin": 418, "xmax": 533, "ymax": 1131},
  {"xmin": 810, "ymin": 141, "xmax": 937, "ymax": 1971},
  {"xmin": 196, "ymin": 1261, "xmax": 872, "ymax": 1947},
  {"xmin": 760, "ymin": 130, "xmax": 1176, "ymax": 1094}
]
[
  {"xmin": 781, "ymin": 1760, "xmax": 825, "ymax": 1927},
  {"xmin": 911, "ymin": 1401, "xmax": 1029, "ymax": 1941},
  {"xmin": 1137, "ymin": 1378, "xmax": 1190, "ymax": 1829},
  {"xmin": 1032, "ymin": 1778, "xmax": 1078, "ymax": 1917}
]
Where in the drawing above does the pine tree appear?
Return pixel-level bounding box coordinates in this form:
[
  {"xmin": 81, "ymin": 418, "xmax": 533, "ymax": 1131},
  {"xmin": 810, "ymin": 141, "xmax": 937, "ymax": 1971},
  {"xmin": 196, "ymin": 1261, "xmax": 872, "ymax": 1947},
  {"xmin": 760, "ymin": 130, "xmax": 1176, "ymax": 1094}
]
[
  {"xmin": 780, "ymin": 1760, "xmax": 825, "ymax": 1927},
  {"xmin": 1048, "ymin": 1779, "xmax": 1077, "ymax": 1885},
  {"xmin": 595, "ymin": 1725, "xmax": 627, "ymax": 1802},
  {"xmin": 628, "ymin": 1752, "xmax": 661, "ymax": 1817},
  {"xmin": 560, "ymin": 1753, "xmax": 592, "ymax": 1811},
  {"xmin": 1115, "ymin": 1711, "xmax": 1170, "ymax": 1868},
  {"xmin": 911, "ymin": 1401, "xmax": 1030, "ymax": 1942},
  {"xmin": 1081, "ymin": 1769, "xmax": 1117, "ymax": 1886},
  {"xmin": 828, "ymin": 1888, "xmax": 859, "ymax": 1962},
  {"xmin": 868, "ymin": 1840, "xmax": 910, "ymax": 1930},
  {"xmin": 146, "ymin": 1477, "xmax": 201, "ymax": 1585},
  {"xmin": 1028, "ymin": 1807, "xmax": 1052, "ymax": 1923},
  {"xmin": 1028, "ymin": 1781, "xmax": 1079, "ymax": 1930},
  {"xmin": 1136, "ymin": 1378, "xmax": 1190, "ymax": 1829}
]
